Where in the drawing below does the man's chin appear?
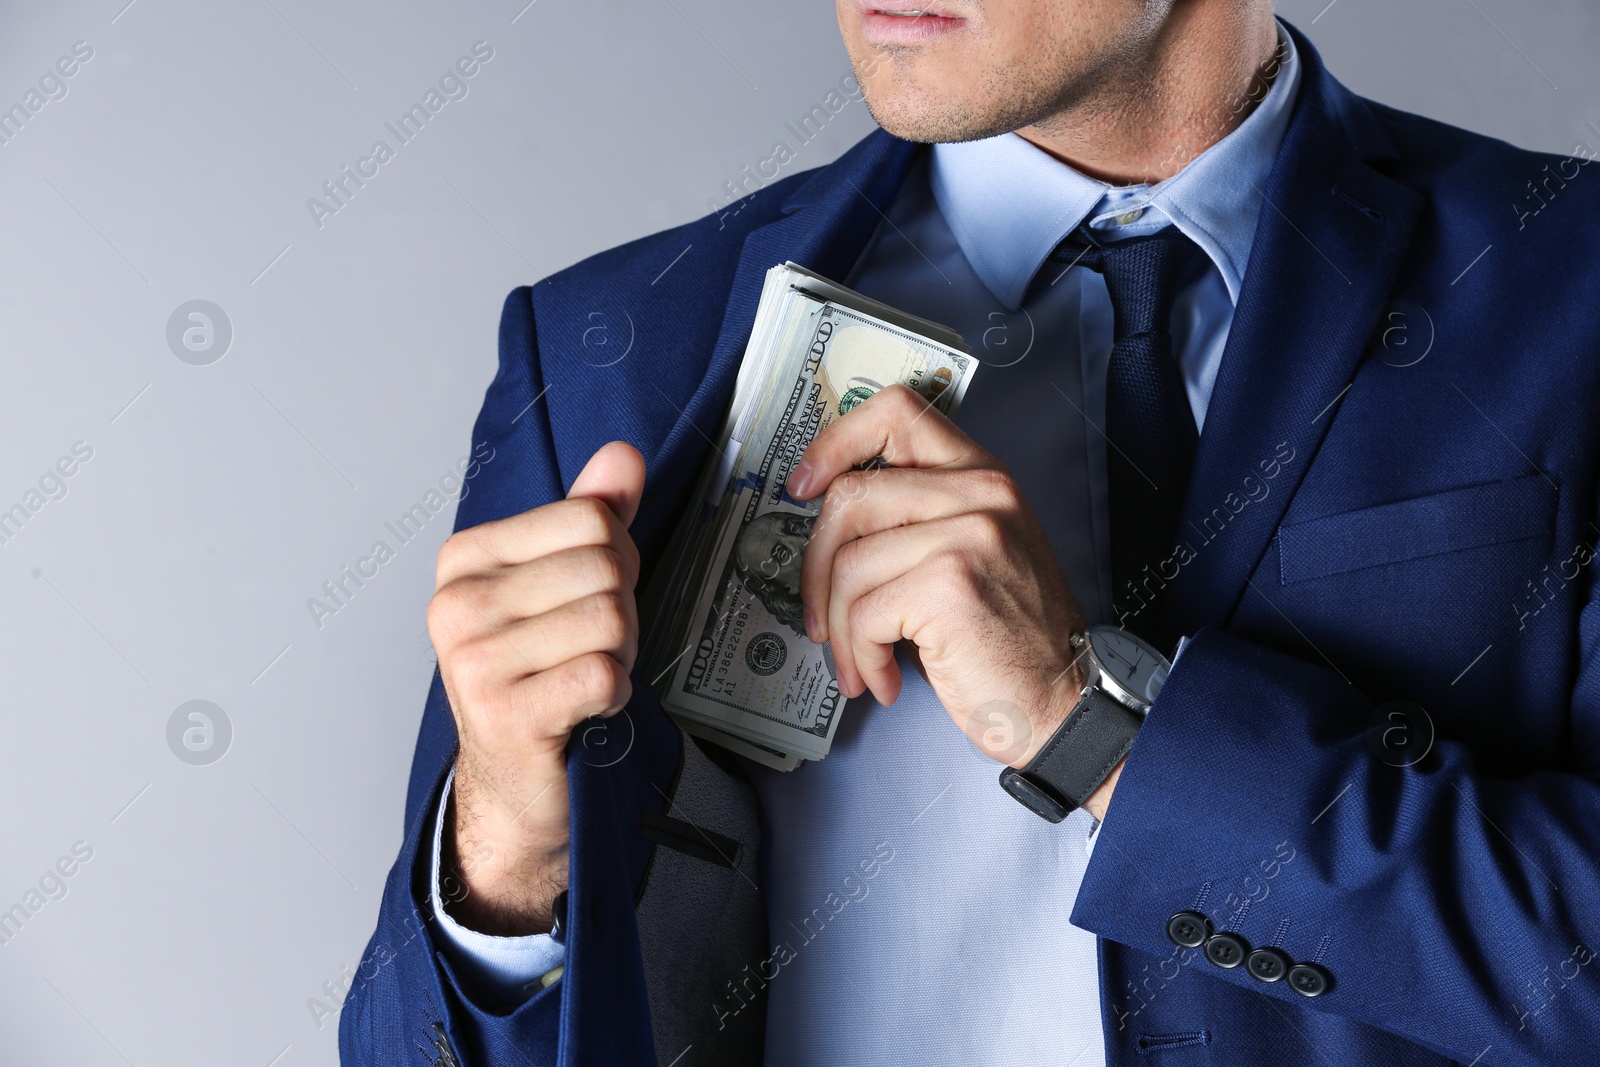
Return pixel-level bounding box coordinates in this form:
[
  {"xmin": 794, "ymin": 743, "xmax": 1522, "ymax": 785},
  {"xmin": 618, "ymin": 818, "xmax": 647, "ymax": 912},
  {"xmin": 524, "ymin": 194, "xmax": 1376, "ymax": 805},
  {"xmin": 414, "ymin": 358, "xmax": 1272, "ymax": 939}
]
[{"xmin": 861, "ymin": 93, "xmax": 1032, "ymax": 146}]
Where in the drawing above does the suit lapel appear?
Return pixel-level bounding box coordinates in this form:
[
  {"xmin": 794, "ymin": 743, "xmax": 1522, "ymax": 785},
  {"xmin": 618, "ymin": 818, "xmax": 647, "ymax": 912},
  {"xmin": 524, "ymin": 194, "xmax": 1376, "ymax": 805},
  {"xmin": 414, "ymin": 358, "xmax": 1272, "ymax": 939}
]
[{"xmin": 1155, "ymin": 28, "xmax": 1425, "ymax": 647}]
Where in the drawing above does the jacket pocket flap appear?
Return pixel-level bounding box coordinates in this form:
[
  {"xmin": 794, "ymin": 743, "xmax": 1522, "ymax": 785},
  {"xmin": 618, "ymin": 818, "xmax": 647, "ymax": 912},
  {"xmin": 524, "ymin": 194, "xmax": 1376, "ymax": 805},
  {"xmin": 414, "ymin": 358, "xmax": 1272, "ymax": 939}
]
[{"xmin": 1277, "ymin": 474, "xmax": 1555, "ymax": 584}]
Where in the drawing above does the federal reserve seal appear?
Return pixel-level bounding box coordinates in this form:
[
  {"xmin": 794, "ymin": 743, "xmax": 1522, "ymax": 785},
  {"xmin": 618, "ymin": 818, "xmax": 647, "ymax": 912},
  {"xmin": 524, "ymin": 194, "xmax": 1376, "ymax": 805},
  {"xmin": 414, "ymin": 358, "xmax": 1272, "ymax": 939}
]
[
  {"xmin": 838, "ymin": 385, "xmax": 876, "ymax": 414},
  {"xmin": 745, "ymin": 632, "xmax": 787, "ymax": 676}
]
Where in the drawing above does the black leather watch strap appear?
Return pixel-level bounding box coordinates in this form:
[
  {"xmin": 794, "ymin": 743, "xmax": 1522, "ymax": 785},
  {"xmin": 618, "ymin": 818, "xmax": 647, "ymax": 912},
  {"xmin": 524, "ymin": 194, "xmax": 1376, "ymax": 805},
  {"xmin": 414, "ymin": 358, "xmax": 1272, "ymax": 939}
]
[{"xmin": 998, "ymin": 687, "xmax": 1142, "ymax": 822}]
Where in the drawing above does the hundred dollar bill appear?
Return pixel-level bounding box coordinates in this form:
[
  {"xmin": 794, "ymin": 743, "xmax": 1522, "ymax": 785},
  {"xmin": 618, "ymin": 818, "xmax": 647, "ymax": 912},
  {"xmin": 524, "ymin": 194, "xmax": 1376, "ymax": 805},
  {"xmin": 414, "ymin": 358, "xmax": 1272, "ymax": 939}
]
[{"xmin": 641, "ymin": 262, "xmax": 977, "ymax": 769}]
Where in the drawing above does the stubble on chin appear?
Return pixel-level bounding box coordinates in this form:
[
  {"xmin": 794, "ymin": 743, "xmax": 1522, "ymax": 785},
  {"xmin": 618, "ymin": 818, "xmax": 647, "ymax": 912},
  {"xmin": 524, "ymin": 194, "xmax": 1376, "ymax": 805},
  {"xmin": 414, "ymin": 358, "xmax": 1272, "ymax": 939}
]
[{"xmin": 851, "ymin": 38, "xmax": 1122, "ymax": 147}]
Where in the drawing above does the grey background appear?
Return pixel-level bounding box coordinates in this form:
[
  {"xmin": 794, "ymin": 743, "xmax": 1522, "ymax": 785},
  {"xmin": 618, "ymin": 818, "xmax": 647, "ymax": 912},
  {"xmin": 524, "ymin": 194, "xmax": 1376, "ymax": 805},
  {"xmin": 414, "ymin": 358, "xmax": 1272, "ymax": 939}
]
[{"xmin": 0, "ymin": 0, "xmax": 1593, "ymax": 1063}]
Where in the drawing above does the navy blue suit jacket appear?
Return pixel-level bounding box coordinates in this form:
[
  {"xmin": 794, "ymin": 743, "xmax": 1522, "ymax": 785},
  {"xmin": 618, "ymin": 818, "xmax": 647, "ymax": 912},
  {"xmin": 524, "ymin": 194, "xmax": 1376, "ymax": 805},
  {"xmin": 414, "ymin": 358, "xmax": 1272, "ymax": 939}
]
[{"xmin": 341, "ymin": 25, "xmax": 1600, "ymax": 1067}]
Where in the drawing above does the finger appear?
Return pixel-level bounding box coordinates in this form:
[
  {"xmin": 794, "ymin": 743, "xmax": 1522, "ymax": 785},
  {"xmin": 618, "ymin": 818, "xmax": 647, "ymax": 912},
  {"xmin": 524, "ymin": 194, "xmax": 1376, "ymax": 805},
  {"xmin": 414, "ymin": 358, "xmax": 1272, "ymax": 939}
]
[
  {"xmin": 505, "ymin": 589, "xmax": 638, "ymax": 675},
  {"xmin": 507, "ymin": 651, "xmax": 633, "ymax": 743},
  {"xmin": 568, "ymin": 440, "xmax": 647, "ymax": 527},
  {"xmin": 786, "ymin": 384, "xmax": 985, "ymax": 501},
  {"xmin": 802, "ymin": 467, "xmax": 1014, "ymax": 642},
  {"xmin": 453, "ymin": 649, "xmax": 632, "ymax": 802},
  {"xmin": 448, "ymin": 591, "xmax": 637, "ymax": 698},
  {"xmin": 431, "ymin": 544, "xmax": 637, "ymax": 644},
  {"xmin": 457, "ymin": 652, "xmax": 630, "ymax": 783},
  {"xmin": 843, "ymin": 576, "xmax": 924, "ymax": 706},
  {"xmin": 825, "ymin": 515, "xmax": 984, "ymax": 697},
  {"xmin": 437, "ymin": 495, "xmax": 638, "ymax": 589},
  {"xmin": 846, "ymin": 563, "xmax": 960, "ymax": 708}
]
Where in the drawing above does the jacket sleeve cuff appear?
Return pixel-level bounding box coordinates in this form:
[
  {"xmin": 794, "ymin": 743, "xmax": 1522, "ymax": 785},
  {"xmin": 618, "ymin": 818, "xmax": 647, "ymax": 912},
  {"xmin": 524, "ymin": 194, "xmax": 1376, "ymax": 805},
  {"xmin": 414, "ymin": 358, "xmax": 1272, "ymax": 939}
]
[{"xmin": 1072, "ymin": 627, "xmax": 1356, "ymax": 956}]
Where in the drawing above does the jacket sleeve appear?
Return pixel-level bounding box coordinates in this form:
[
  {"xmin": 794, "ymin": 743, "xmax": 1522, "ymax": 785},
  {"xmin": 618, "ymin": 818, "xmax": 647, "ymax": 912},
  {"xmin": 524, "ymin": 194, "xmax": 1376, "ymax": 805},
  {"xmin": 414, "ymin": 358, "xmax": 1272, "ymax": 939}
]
[
  {"xmin": 1074, "ymin": 586, "xmax": 1600, "ymax": 1066},
  {"xmin": 340, "ymin": 287, "xmax": 572, "ymax": 1066}
]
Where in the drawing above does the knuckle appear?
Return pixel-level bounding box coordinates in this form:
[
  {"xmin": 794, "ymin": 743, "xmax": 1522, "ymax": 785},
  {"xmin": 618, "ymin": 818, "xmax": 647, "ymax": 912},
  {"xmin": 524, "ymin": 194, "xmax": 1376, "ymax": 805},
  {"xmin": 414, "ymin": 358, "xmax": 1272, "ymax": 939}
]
[
  {"xmin": 570, "ymin": 653, "xmax": 625, "ymax": 711},
  {"xmin": 585, "ymin": 591, "xmax": 631, "ymax": 645},
  {"xmin": 583, "ymin": 544, "xmax": 627, "ymax": 592},
  {"xmin": 856, "ymin": 635, "xmax": 891, "ymax": 671},
  {"xmin": 427, "ymin": 581, "xmax": 473, "ymax": 637},
  {"xmin": 613, "ymin": 530, "xmax": 641, "ymax": 577},
  {"xmin": 436, "ymin": 527, "xmax": 477, "ymax": 575},
  {"xmin": 505, "ymin": 677, "xmax": 557, "ymax": 737},
  {"xmin": 426, "ymin": 587, "xmax": 453, "ymax": 634},
  {"xmin": 834, "ymin": 539, "xmax": 867, "ymax": 587},
  {"xmin": 835, "ymin": 469, "xmax": 868, "ymax": 500},
  {"xmin": 847, "ymin": 595, "xmax": 875, "ymax": 633},
  {"xmin": 884, "ymin": 383, "xmax": 921, "ymax": 413},
  {"xmin": 970, "ymin": 468, "xmax": 1021, "ymax": 509},
  {"xmin": 812, "ymin": 489, "xmax": 841, "ymax": 532},
  {"xmin": 565, "ymin": 496, "xmax": 613, "ymax": 543}
]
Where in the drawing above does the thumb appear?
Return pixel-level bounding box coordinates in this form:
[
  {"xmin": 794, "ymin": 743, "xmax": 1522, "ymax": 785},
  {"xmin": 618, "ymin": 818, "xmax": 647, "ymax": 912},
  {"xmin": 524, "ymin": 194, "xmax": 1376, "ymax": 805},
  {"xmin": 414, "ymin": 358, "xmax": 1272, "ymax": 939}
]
[{"xmin": 568, "ymin": 441, "xmax": 647, "ymax": 527}]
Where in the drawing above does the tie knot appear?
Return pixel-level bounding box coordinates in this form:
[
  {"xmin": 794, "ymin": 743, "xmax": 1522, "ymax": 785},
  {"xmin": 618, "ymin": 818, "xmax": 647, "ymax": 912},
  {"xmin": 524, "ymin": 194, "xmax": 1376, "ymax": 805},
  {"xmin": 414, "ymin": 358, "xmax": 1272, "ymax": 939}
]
[{"xmin": 1049, "ymin": 223, "xmax": 1201, "ymax": 338}]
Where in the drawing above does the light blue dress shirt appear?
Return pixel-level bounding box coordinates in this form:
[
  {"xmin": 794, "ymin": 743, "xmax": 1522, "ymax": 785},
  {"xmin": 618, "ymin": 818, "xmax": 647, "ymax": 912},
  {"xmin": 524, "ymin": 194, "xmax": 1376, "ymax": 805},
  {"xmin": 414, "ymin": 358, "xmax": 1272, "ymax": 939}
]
[{"xmin": 429, "ymin": 24, "xmax": 1302, "ymax": 1062}]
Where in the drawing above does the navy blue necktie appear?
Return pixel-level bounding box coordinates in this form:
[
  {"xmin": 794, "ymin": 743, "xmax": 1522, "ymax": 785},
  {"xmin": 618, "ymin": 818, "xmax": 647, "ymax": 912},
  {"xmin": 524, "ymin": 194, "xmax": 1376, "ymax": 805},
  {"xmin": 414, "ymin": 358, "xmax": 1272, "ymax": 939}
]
[{"xmin": 1049, "ymin": 224, "xmax": 1201, "ymax": 640}]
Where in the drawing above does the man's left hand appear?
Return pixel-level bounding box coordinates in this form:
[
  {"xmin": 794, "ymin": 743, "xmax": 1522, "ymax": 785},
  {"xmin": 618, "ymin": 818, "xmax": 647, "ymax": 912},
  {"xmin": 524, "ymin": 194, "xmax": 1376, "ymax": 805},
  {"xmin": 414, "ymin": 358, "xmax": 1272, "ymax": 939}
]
[{"xmin": 786, "ymin": 385, "xmax": 1124, "ymax": 818}]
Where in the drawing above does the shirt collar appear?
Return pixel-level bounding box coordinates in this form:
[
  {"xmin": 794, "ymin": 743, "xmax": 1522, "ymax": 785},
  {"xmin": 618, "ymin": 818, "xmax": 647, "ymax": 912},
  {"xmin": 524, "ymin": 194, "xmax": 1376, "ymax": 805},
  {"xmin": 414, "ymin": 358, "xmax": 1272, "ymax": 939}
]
[{"xmin": 929, "ymin": 22, "xmax": 1302, "ymax": 311}]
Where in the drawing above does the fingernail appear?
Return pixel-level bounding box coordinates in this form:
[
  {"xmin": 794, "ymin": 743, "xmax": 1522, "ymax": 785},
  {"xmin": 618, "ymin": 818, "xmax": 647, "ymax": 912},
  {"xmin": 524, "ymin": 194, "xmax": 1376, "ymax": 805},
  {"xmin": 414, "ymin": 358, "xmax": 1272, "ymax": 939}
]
[
  {"xmin": 787, "ymin": 460, "xmax": 812, "ymax": 499},
  {"xmin": 804, "ymin": 609, "xmax": 820, "ymax": 644}
]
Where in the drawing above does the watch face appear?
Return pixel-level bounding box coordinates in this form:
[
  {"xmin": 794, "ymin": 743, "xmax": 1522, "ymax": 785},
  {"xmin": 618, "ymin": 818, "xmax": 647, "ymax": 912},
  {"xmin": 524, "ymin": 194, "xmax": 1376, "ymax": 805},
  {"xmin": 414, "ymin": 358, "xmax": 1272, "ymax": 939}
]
[{"xmin": 1088, "ymin": 626, "xmax": 1169, "ymax": 706}]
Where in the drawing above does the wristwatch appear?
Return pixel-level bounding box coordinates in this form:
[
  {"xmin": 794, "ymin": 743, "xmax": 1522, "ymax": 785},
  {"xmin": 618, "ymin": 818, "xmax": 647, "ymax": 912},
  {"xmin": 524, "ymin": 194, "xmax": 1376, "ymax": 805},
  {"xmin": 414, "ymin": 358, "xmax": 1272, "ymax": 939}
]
[{"xmin": 999, "ymin": 625, "xmax": 1171, "ymax": 823}]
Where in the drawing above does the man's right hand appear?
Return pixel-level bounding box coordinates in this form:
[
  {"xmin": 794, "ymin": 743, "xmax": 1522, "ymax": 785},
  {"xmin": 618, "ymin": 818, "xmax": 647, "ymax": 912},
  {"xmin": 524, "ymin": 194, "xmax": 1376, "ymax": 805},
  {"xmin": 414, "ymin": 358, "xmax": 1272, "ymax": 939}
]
[{"xmin": 429, "ymin": 441, "xmax": 646, "ymax": 935}]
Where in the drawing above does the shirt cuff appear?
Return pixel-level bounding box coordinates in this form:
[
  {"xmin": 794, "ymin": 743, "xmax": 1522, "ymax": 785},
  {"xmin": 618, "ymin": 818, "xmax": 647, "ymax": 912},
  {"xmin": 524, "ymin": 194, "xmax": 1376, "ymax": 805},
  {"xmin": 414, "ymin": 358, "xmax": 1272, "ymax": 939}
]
[{"xmin": 430, "ymin": 765, "xmax": 566, "ymax": 999}]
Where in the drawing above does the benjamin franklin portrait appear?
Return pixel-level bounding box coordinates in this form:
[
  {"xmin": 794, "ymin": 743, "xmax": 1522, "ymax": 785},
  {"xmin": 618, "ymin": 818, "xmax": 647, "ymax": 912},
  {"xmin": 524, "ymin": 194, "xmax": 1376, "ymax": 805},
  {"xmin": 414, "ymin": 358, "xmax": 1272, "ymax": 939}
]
[{"xmin": 731, "ymin": 510, "xmax": 814, "ymax": 635}]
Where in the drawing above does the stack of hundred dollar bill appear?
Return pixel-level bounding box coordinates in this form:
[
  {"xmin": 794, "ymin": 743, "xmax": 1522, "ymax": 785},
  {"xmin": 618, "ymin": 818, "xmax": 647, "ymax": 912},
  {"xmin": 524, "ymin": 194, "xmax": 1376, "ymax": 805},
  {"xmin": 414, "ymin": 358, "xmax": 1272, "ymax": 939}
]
[{"xmin": 639, "ymin": 262, "xmax": 978, "ymax": 770}]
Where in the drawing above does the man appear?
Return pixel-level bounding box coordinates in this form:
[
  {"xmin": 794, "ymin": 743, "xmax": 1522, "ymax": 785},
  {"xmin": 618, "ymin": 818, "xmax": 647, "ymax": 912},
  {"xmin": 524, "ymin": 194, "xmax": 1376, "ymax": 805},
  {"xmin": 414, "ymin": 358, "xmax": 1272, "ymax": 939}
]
[
  {"xmin": 732, "ymin": 511, "xmax": 815, "ymax": 636},
  {"xmin": 341, "ymin": 0, "xmax": 1600, "ymax": 1064}
]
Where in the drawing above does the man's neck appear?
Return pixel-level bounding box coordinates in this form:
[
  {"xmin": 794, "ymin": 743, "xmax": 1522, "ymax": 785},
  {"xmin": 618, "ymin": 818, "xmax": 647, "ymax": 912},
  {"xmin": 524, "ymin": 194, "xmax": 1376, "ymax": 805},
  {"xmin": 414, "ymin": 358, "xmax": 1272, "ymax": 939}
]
[{"xmin": 1015, "ymin": 5, "xmax": 1282, "ymax": 187}]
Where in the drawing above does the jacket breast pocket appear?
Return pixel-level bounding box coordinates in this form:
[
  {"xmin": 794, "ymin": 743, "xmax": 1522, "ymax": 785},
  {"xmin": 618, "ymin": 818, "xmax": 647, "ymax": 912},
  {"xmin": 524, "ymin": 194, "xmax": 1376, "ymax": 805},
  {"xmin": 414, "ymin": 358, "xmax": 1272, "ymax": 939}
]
[{"xmin": 1275, "ymin": 474, "xmax": 1557, "ymax": 585}]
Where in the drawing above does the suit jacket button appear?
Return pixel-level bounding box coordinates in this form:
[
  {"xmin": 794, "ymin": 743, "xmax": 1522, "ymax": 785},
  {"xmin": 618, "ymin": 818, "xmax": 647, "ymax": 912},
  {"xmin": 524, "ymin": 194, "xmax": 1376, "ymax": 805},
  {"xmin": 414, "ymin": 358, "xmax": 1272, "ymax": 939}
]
[
  {"xmin": 1246, "ymin": 947, "xmax": 1290, "ymax": 983},
  {"xmin": 1204, "ymin": 932, "xmax": 1248, "ymax": 969},
  {"xmin": 1166, "ymin": 911, "xmax": 1212, "ymax": 948},
  {"xmin": 1288, "ymin": 962, "xmax": 1332, "ymax": 997}
]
